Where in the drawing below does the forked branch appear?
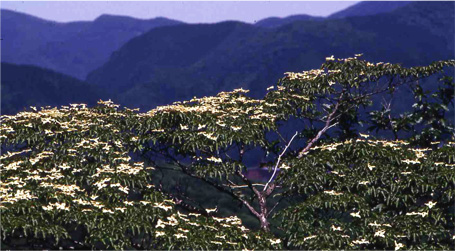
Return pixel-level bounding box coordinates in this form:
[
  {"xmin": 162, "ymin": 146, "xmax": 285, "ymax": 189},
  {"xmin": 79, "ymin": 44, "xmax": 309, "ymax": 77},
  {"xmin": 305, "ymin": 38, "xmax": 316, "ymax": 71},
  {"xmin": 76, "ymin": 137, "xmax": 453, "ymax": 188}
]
[{"xmin": 297, "ymin": 100, "xmax": 341, "ymax": 158}]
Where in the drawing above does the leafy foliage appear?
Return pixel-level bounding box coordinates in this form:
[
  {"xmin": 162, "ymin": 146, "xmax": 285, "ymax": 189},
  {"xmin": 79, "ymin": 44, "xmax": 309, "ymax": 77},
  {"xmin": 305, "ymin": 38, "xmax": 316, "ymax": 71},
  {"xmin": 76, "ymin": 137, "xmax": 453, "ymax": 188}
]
[
  {"xmin": 0, "ymin": 102, "xmax": 279, "ymax": 250},
  {"xmin": 369, "ymin": 76, "xmax": 455, "ymax": 145},
  {"xmin": 1, "ymin": 56, "xmax": 454, "ymax": 249},
  {"xmin": 274, "ymin": 139, "xmax": 455, "ymax": 250}
]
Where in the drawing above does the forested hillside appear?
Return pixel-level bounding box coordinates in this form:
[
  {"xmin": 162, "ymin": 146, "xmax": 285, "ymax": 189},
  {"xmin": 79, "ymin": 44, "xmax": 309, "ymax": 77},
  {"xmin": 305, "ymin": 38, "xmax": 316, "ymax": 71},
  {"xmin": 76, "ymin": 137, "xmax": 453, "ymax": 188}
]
[{"xmin": 1, "ymin": 63, "xmax": 106, "ymax": 115}]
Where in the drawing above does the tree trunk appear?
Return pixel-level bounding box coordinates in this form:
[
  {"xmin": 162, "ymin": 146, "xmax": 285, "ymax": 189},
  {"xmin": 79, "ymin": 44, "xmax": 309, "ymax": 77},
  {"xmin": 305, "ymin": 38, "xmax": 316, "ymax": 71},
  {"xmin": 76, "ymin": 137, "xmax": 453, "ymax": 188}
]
[
  {"xmin": 258, "ymin": 194, "xmax": 270, "ymax": 232},
  {"xmin": 259, "ymin": 214, "xmax": 270, "ymax": 232}
]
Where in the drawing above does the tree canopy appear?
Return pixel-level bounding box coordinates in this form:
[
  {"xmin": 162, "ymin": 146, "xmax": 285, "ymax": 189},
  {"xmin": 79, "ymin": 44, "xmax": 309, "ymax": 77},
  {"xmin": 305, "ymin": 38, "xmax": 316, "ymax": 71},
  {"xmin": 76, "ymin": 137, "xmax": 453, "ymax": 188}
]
[{"xmin": 1, "ymin": 55, "xmax": 454, "ymax": 250}]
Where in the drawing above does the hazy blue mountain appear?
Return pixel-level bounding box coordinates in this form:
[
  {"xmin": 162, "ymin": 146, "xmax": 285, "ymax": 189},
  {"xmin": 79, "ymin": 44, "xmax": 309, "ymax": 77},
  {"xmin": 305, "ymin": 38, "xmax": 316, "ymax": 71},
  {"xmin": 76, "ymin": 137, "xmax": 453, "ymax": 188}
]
[
  {"xmin": 254, "ymin": 1, "xmax": 413, "ymax": 29},
  {"xmin": 1, "ymin": 9, "xmax": 89, "ymax": 59},
  {"xmin": 87, "ymin": 21, "xmax": 260, "ymax": 95},
  {"xmin": 328, "ymin": 1, "xmax": 412, "ymax": 19},
  {"xmin": 1, "ymin": 63, "xmax": 107, "ymax": 115},
  {"xmin": 1, "ymin": 9, "xmax": 183, "ymax": 79},
  {"xmin": 255, "ymin": 14, "xmax": 324, "ymax": 28},
  {"xmin": 86, "ymin": 1, "xmax": 454, "ymax": 112}
]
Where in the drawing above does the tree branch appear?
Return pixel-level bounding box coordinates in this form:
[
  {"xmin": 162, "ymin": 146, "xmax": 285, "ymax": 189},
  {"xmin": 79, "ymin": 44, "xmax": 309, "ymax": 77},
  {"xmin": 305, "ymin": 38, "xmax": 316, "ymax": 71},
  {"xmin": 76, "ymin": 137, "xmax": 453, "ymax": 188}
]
[
  {"xmin": 155, "ymin": 181, "xmax": 210, "ymax": 217},
  {"xmin": 223, "ymin": 183, "xmax": 282, "ymax": 189},
  {"xmin": 235, "ymin": 170, "xmax": 261, "ymax": 198},
  {"xmin": 298, "ymin": 100, "xmax": 341, "ymax": 158},
  {"xmin": 266, "ymin": 195, "xmax": 289, "ymax": 218},
  {"xmin": 157, "ymin": 149, "xmax": 247, "ymax": 210},
  {"xmin": 263, "ymin": 131, "xmax": 299, "ymax": 192}
]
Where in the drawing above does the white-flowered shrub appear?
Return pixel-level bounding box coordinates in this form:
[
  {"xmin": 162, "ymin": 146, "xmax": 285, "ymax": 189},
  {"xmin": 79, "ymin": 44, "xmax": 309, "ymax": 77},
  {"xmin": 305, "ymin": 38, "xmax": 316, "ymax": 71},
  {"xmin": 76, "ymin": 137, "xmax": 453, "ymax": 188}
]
[{"xmin": 1, "ymin": 56, "xmax": 454, "ymax": 249}]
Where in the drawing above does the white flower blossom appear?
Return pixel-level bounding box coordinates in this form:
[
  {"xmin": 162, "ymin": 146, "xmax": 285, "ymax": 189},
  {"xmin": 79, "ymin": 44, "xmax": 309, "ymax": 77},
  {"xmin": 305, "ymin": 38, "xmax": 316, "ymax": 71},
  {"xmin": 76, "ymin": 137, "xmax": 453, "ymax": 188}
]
[
  {"xmin": 367, "ymin": 163, "xmax": 376, "ymax": 171},
  {"xmin": 394, "ymin": 241, "xmax": 405, "ymax": 250},
  {"xmin": 207, "ymin": 156, "xmax": 222, "ymax": 163},
  {"xmin": 324, "ymin": 190, "xmax": 343, "ymax": 196},
  {"xmin": 406, "ymin": 211, "xmax": 428, "ymax": 217},
  {"xmin": 174, "ymin": 233, "xmax": 187, "ymax": 239},
  {"xmin": 351, "ymin": 239, "xmax": 370, "ymax": 245},
  {"xmin": 269, "ymin": 238, "xmax": 281, "ymax": 245},
  {"xmin": 155, "ymin": 231, "xmax": 165, "ymax": 237},
  {"xmin": 374, "ymin": 229, "xmax": 386, "ymax": 238},
  {"xmin": 280, "ymin": 164, "xmax": 291, "ymax": 170},
  {"xmin": 360, "ymin": 133, "xmax": 370, "ymax": 138},
  {"xmin": 303, "ymin": 235, "xmax": 317, "ymax": 241},
  {"xmin": 350, "ymin": 211, "xmax": 361, "ymax": 218},
  {"xmin": 425, "ymin": 201, "xmax": 437, "ymax": 209}
]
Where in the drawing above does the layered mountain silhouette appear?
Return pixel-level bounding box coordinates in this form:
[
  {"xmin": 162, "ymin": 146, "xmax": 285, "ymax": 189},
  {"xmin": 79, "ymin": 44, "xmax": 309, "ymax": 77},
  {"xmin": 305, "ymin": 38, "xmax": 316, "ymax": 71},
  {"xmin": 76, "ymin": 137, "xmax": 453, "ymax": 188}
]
[
  {"xmin": 1, "ymin": 63, "xmax": 106, "ymax": 115},
  {"xmin": 1, "ymin": 9, "xmax": 183, "ymax": 79},
  {"xmin": 86, "ymin": 1, "xmax": 454, "ymax": 112},
  {"xmin": 1, "ymin": 1, "xmax": 415, "ymax": 81},
  {"xmin": 1, "ymin": 1, "xmax": 454, "ymax": 114}
]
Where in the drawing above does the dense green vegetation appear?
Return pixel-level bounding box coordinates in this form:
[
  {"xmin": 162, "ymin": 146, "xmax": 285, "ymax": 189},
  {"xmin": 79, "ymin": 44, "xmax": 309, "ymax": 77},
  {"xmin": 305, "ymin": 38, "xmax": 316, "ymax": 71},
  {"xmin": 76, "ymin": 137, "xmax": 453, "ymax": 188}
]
[{"xmin": 1, "ymin": 56, "xmax": 454, "ymax": 250}]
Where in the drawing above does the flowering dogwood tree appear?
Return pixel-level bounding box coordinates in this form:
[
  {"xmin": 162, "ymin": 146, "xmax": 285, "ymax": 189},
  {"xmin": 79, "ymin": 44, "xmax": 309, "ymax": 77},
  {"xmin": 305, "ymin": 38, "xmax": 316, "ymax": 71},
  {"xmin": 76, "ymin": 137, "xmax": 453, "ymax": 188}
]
[{"xmin": 1, "ymin": 56, "xmax": 454, "ymax": 249}]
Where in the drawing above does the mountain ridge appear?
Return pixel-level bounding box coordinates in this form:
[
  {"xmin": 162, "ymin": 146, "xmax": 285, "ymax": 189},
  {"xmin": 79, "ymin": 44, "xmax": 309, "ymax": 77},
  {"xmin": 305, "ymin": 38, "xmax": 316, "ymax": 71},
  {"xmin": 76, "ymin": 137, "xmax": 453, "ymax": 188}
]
[
  {"xmin": 1, "ymin": 9, "xmax": 184, "ymax": 79},
  {"xmin": 328, "ymin": 1, "xmax": 412, "ymax": 19},
  {"xmin": 255, "ymin": 14, "xmax": 324, "ymax": 28},
  {"xmin": 1, "ymin": 1, "xmax": 418, "ymax": 80}
]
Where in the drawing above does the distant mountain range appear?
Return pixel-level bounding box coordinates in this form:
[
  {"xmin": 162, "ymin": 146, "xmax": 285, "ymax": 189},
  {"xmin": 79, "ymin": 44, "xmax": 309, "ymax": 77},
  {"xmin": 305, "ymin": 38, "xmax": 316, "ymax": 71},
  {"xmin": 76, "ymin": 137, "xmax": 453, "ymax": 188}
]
[
  {"xmin": 1, "ymin": 1, "xmax": 454, "ymax": 115},
  {"xmin": 1, "ymin": 1, "xmax": 413, "ymax": 80},
  {"xmin": 86, "ymin": 1, "xmax": 454, "ymax": 111},
  {"xmin": 1, "ymin": 9, "xmax": 182, "ymax": 79}
]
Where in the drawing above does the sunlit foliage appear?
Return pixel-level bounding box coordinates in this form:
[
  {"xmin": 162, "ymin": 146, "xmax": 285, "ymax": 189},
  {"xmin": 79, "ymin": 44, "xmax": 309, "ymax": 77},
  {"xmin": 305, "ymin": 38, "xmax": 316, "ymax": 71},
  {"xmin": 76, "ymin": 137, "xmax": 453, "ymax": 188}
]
[{"xmin": 1, "ymin": 55, "xmax": 454, "ymax": 249}]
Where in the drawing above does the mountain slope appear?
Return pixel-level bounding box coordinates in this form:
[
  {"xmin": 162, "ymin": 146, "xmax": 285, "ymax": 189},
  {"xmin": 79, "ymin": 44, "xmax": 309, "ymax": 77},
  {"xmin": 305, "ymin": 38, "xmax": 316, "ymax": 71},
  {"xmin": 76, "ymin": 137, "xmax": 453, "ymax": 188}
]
[
  {"xmin": 87, "ymin": 21, "xmax": 260, "ymax": 95},
  {"xmin": 255, "ymin": 1, "xmax": 413, "ymax": 29},
  {"xmin": 0, "ymin": 9, "xmax": 183, "ymax": 79},
  {"xmin": 1, "ymin": 63, "xmax": 106, "ymax": 115},
  {"xmin": 329, "ymin": 1, "xmax": 412, "ymax": 19},
  {"xmin": 1, "ymin": 9, "xmax": 89, "ymax": 59},
  {"xmin": 86, "ymin": 1, "xmax": 454, "ymax": 112}
]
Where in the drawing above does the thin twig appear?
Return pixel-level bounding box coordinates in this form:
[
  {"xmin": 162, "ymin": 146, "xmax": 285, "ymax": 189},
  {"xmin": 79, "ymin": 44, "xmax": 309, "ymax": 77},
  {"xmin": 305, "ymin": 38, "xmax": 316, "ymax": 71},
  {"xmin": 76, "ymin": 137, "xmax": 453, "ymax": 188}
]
[
  {"xmin": 266, "ymin": 195, "xmax": 289, "ymax": 218},
  {"xmin": 276, "ymin": 131, "xmax": 288, "ymax": 144},
  {"xmin": 235, "ymin": 170, "xmax": 261, "ymax": 198},
  {"xmin": 223, "ymin": 183, "xmax": 282, "ymax": 189}
]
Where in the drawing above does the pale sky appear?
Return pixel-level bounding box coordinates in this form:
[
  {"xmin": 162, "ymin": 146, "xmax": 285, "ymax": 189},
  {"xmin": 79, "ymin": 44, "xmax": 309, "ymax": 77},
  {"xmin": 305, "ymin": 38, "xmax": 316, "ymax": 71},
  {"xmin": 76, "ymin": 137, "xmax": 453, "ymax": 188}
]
[{"xmin": 0, "ymin": 1, "xmax": 359, "ymax": 24}]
